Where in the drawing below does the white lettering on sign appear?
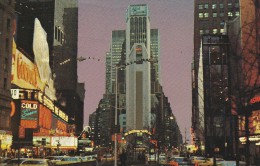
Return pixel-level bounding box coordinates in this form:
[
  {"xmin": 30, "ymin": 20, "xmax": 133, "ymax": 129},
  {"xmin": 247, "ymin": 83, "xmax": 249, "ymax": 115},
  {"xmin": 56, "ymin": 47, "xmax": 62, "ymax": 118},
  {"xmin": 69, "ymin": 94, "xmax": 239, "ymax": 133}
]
[
  {"xmin": 11, "ymin": 89, "xmax": 20, "ymax": 99},
  {"xmin": 21, "ymin": 103, "xmax": 38, "ymax": 109}
]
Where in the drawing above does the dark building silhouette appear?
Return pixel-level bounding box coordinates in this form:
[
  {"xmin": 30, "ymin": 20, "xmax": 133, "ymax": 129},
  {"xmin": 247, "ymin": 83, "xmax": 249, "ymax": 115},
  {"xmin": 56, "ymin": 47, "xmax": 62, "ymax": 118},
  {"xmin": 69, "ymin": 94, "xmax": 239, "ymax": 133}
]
[{"xmin": 15, "ymin": 0, "xmax": 83, "ymax": 135}]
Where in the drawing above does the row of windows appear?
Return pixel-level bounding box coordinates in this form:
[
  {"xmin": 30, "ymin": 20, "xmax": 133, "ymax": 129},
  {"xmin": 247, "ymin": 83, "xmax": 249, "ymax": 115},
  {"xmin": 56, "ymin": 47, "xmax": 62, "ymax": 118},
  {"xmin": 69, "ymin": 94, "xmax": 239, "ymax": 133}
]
[
  {"xmin": 200, "ymin": 28, "xmax": 225, "ymax": 35},
  {"xmin": 199, "ymin": 11, "xmax": 239, "ymax": 18},
  {"xmin": 1, "ymin": 17, "xmax": 12, "ymax": 90},
  {"xmin": 198, "ymin": 3, "xmax": 239, "ymax": 10}
]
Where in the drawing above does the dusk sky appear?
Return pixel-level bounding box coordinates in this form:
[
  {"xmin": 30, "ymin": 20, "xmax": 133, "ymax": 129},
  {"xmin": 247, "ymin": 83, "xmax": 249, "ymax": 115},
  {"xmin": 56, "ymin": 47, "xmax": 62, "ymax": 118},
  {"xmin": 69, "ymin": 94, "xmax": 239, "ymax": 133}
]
[{"xmin": 78, "ymin": 0, "xmax": 194, "ymax": 141}]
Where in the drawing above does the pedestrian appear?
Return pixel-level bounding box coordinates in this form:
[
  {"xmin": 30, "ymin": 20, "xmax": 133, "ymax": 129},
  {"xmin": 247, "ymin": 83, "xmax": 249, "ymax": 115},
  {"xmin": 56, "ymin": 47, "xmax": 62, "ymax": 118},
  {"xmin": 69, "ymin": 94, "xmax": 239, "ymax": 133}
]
[{"xmin": 119, "ymin": 149, "xmax": 127, "ymax": 166}]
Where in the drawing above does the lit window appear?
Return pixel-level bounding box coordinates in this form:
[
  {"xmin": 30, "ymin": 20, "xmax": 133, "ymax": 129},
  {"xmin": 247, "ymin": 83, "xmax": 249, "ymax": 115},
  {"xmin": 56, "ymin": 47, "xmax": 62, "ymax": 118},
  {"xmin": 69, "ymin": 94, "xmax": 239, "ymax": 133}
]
[
  {"xmin": 228, "ymin": 12, "xmax": 233, "ymax": 17},
  {"xmin": 220, "ymin": 29, "xmax": 225, "ymax": 34},
  {"xmin": 219, "ymin": 3, "xmax": 224, "ymax": 9},
  {"xmin": 204, "ymin": 4, "xmax": 209, "ymax": 9},
  {"xmin": 212, "ymin": 4, "xmax": 217, "ymax": 9},
  {"xmin": 200, "ymin": 30, "xmax": 204, "ymax": 35},
  {"xmin": 199, "ymin": 13, "xmax": 203, "ymax": 18},
  {"xmin": 198, "ymin": 4, "xmax": 203, "ymax": 9},
  {"xmin": 213, "ymin": 29, "xmax": 218, "ymax": 34},
  {"xmin": 204, "ymin": 13, "xmax": 209, "ymax": 18},
  {"xmin": 235, "ymin": 12, "xmax": 240, "ymax": 16},
  {"xmin": 213, "ymin": 13, "xmax": 217, "ymax": 17}
]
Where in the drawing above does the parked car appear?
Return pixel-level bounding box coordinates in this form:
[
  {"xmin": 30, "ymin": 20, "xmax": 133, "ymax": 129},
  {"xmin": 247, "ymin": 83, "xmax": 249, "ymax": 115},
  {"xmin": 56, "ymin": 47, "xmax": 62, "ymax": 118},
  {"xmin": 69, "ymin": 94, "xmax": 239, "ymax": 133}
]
[
  {"xmin": 168, "ymin": 157, "xmax": 193, "ymax": 166},
  {"xmin": 20, "ymin": 159, "xmax": 53, "ymax": 166}
]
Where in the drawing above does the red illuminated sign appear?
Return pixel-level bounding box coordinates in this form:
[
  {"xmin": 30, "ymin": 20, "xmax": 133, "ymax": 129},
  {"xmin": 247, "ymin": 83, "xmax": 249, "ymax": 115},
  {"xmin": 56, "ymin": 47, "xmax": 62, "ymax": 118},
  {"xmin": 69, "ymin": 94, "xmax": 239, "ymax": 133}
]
[
  {"xmin": 20, "ymin": 119, "xmax": 37, "ymax": 129},
  {"xmin": 39, "ymin": 105, "xmax": 52, "ymax": 129}
]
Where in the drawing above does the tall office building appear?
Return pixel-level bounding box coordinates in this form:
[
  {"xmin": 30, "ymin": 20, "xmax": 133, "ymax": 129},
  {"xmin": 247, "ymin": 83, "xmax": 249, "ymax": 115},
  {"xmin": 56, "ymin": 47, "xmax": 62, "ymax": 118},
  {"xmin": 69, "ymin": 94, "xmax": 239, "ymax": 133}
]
[
  {"xmin": 0, "ymin": 0, "xmax": 15, "ymax": 149},
  {"xmin": 125, "ymin": 4, "xmax": 151, "ymax": 130},
  {"xmin": 109, "ymin": 30, "xmax": 125, "ymax": 94},
  {"xmin": 150, "ymin": 29, "xmax": 160, "ymax": 83},
  {"xmin": 192, "ymin": 0, "xmax": 240, "ymax": 151}
]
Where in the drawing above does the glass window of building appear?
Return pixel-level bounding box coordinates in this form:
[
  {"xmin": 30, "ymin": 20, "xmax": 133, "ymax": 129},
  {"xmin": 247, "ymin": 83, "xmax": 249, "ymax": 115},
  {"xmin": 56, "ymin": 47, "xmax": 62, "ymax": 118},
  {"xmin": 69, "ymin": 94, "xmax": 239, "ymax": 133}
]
[
  {"xmin": 199, "ymin": 13, "xmax": 203, "ymax": 18},
  {"xmin": 220, "ymin": 29, "xmax": 225, "ymax": 34},
  {"xmin": 204, "ymin": 13, "xmax": 209, "ymax": 18},
  {"xmin": 4, "ymin": 58, "xmax": 8, "ymax": 71},
  {"xmin": 198, "ymin": 4, "xmax": 203, "ymax": 9},
  {"xmin": 228, "ymin": 12, "xmax": 233, "ymax": 17},
  {"xmin": 55, "ymin": 27, "xmax": 58, "ymax": 39},
  {"xmin": 235, "ymin": 3, "xmax": 239, "ymax": 8},
  {"xmin": 7, "ymin": 18, "xmax": 11, "ymax": 31},
  {"xmin": 213, "ymin": 29, "xmax": 218, "ymax": 34},
  {"xmin": 212, "ymin": 4, "xmax": 217, "ymax": 9},
  {"xmin": 219, "ymin": 3, "xmax": 224, "ymax": 9},
  {"xmin": 228, "ymin": 3, "xmax": 232, "ymax": 8},
  {"xmin": 200, "ymin": 30, "xmax": 204, "ymax": 35},
  {"xmin": 205, "ymin": 29, "xmax": 210, "ymax": 34},
  {"xmin": 4, "ymin": 78, "xmax": 7, "ymax": 89},
  {"xmin": 5, "ymin": 38, "xmax": 9, "ymax": 50},
  {"xmin": 204, "ymin": 4, "xmax": 209, "ymax": 9},
  {"xmin": 213, "ymin": 12, "xmax": 217, "ymax": 17},
  {"xmin": 235, "ymin": 11, "xmax": 240, "ymax": 16},
  {"xmin": 219, "ymin": 12, "xmax": 224, "ymax": 17}
]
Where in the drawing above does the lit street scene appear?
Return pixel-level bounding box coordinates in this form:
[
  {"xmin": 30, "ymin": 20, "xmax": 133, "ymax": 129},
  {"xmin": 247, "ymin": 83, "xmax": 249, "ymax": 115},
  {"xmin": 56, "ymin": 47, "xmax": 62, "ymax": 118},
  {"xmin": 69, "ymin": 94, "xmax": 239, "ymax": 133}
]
[{"xmin": 0, "ymin": 0, "xmax": 259, "ymax": 166}]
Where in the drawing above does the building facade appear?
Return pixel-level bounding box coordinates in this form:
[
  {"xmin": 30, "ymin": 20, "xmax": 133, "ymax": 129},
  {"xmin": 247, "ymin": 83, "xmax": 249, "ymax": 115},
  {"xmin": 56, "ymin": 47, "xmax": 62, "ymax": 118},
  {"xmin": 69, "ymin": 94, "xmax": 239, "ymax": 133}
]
[
  {"xmin": 192, "ymin": 0, "xmax": 240, "ymax": 155},
  {"xmin": 15, "ymin": 0, "xmax": 83, "ymax": 135},
  {"xmin": 0, "ymin": 0, "xmax": 16, "ymax": 153},
  {"xmin": 125, "ymin": 4, "xmax": 151, "ymax": 130}
]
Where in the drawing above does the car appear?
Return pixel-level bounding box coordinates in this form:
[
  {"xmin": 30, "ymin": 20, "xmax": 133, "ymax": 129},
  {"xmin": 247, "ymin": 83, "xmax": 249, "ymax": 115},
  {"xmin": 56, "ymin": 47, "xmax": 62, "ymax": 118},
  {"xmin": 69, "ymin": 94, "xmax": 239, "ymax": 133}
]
[
  {"xmin": 80, "ymin": 155, "xmax": 96, "ymax": 162},
  {"xmin": 101, "ymin": 154, "xmax": 113, "ymax": 163},
  {"xmin": 44, "ymin": 156, "xmax": 64, "ymax": 164},
  {"xmin": 6, "ymin": 158, "xmax": 28, "ymax": 166},
  {"xmin": 168, "ymin": 157, "xmax": 193, "ymax": 166},
  {"xmin": 191, "ymin": 156, "xmax": 207, "ymax": 165},
  {"xmin": 0, "ymin": 158, "xmax": 11, "ymax": 166},
  {"xmin": 159, "ymin": 154, "xmax": 167, "ymax": 164},
  {"xmin": 218, "ymin": 160, "xmax": 246, "ymax": 166},
  {"xmin": 20, "ymin": 159, "xmax": 53, "ymax": 166},
  {"xmin": 55, "ymin": 156, "xmax": 82, "ymax": 165},
  {"xmin": 198, "ymin": 158, "xmax": 225, "ymax": 166}
]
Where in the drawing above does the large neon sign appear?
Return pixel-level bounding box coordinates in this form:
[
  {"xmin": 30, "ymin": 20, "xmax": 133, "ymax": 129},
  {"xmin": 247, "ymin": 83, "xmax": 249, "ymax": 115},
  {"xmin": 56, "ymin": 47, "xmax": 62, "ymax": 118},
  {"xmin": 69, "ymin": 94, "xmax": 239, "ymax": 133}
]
[{"xmin": 21, "ymin": 100, "xmax": 38, "ymax": 121}]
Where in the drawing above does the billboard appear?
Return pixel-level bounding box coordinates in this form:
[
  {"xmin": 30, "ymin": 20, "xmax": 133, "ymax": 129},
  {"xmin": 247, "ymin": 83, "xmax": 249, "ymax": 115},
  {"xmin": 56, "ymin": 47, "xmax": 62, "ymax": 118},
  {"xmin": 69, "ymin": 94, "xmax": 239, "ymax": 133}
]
[
  {"xmin": 51, "ymin": 136, "xmax": 77, "ymax": 147},
  {"xmin": 39, "ymin": 104, "xmax": 52, "ymax": 130},
  {"xmin": 20, "ymin": 100, "xmax": 39, "ymax": 129}
]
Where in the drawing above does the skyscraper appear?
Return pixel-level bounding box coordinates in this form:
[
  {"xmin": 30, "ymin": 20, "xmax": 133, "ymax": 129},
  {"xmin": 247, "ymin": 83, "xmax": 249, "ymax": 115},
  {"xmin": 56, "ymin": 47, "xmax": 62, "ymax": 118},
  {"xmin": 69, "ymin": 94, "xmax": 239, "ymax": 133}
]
[
  {"xmin": 192, "ymin": 0, "xmax": 240, "ymax": 154},
  {"xmin": 125, "ymin": 4, "xmax": 151, "ymax": 130},
  {"xmin": 109, "ymin": 30, "xmax": 125, "ymax": 94}
]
